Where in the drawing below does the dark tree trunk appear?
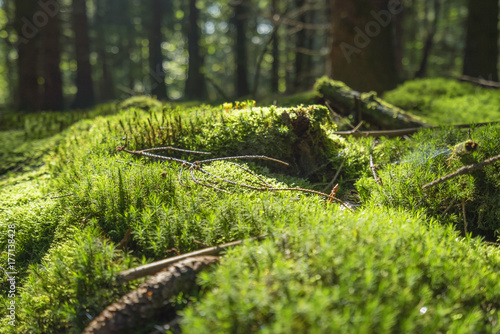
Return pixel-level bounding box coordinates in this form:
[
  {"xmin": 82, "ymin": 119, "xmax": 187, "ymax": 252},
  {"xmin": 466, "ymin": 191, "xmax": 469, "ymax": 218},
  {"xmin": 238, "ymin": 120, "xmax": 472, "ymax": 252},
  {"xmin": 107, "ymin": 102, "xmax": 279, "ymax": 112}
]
[
  {"xmin": 40, "ymin": 2, "xmax": 64, "ymax": 111},
  {"xmin": 271, "ymin": 0, "xmax": 280, "ymax": 93},
  {"xmin": 72, "ymin": 0, "xmax": 95, "ymax": 109},
  {"xmin": 95, "ymin": 0, "xmax": 116, "ymax": 102},
  {"xmin": 329, "ymin": 0, "xmax": 401, "ymax": 93},
  {"xmin": 463, "ymin": 0, "xmax": 499, "ymax": 82},
  {"xmin": 232, "ymin": 0, "xmax": 250, "ymax": 97},
  {"xmin": 414, "ymin": 0, "xmax": 440, "ymax": 79},
  {"xmin": 293, "ymin": 0, "xmax": 313, "ymax": 92},
  {"xmin": 185, "ymin": 0, "xmax": 207, "ymax": 100},
  {"xmin": 14, "ymin": 0, "xmax": 41, "ymax": 112},
  {"xmin": 148, "ymin": 0, "xmax": 169, "ymax": 100}
]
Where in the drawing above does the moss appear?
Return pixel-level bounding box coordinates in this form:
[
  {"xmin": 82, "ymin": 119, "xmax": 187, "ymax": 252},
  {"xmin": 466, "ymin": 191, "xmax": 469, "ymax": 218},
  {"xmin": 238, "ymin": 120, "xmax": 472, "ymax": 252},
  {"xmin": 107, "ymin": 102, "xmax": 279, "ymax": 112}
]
[
  {"xmin": 383, "ymin": 78, "xmax": 500, "ymax": 125},
  {"xmin": 118, "ymin": 95, "xmax": 163, "ymax": 112},
  {"xmin": 181, "ymin": 207, "xmax": 500, "ymax": 333}
]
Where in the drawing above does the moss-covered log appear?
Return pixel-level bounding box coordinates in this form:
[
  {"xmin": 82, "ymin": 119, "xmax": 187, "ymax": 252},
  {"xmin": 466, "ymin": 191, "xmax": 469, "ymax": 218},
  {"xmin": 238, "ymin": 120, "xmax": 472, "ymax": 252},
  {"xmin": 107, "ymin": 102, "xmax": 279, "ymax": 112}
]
[{"xmin": 314, "ymin": 76, "xmax": 430, "ymax": 129}]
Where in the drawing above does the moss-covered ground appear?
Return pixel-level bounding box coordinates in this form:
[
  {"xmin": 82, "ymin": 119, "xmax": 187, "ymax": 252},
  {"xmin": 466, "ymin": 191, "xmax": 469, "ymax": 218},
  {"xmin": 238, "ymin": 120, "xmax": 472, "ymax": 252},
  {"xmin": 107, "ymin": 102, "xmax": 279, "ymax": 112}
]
[{"xmin": 1, "ymin": 82, "xmax": 500, "ymax": 333}]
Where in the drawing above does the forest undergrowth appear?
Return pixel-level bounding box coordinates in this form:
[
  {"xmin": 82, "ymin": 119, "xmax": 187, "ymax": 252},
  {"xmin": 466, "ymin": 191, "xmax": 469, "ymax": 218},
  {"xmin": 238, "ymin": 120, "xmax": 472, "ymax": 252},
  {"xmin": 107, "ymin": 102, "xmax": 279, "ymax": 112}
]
[{"xmin": 1, "ymin": 79, "xmax": 500, "ymax": 333}]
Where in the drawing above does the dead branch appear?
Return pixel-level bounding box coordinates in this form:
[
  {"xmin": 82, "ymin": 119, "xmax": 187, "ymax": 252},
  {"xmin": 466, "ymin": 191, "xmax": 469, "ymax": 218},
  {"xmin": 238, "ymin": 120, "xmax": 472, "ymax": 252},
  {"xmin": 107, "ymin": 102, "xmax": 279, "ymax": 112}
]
[
  {"xmin": 457, "ymin": 75, "xmax": 500, "ymax": 89},
  {"xmin": 116, "ymin": 239, "xmax": 258, "ymax": 283},
  {"xmin": 422, "ymin": 153, "xmax": 500, "ymax": 190},
  {"xmin": 83, "ymin": 256, "xmax": 219, "ymax": 334},
  {"xmin": 333, "ymin": 121, "xmax": 500, "ymax": 138}
]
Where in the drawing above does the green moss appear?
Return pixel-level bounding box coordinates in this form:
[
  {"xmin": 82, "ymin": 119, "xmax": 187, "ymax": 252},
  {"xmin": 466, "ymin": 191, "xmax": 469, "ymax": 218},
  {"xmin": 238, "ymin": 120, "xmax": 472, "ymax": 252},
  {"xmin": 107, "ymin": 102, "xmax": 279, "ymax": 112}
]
[
  {"xmin": 118, "ymin": 95, "xmax": 163, "ymax": 112},
  {"xmin": 181, "ymin": 206, "xmax": 500, "ymax": 333},
  {"xmin": 357, "ymin": 124, "xmax": 500, "ymax": 236},
  {"xmin": 383, "ymin": 78, "xmax": 500, "ymax": 125}
]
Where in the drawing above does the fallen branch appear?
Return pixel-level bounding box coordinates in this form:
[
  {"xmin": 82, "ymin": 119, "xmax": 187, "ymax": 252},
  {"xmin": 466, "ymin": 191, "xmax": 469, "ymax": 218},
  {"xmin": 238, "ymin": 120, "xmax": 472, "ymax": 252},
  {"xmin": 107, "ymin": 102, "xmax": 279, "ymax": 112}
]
[
  {"xmin": 422, "ymin": 153, "xmax": 500, "ymax": 190},
  {"xmin": 116, "ymin": 238, "xmax": 261, "ymax": 283},
  {"xmin": 83, "ymin": 256, "xmax": 219, "ymax": 334},
  {"xmin": 333, "ymin": 121, "xmax": 500, "ymax": 138},
  {"xmin": 457, "ymin": 75, "xmax": 500, "ymax": 89}
]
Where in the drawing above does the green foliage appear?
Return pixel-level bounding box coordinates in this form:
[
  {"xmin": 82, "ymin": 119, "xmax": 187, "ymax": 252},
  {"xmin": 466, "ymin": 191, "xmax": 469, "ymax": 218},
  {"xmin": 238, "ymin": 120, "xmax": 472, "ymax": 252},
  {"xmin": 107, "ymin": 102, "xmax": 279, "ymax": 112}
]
[
  {"xmin": 383, "ymin": 78, "xmax": 500, "ymax": 125},
  {"xmin": 181, "ymin": 207, "xmax": 500, "ymax": 333},
  {"xmin": 357, "ymin": 125, "xmax": 500, "ymax": 236}
]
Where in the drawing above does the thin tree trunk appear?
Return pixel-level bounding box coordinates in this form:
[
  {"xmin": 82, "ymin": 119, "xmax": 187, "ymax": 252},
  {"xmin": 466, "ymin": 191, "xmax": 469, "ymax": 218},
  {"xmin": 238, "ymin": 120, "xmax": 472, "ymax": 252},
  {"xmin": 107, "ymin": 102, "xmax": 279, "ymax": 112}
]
[
  {"xmin": 185, "ymin": 0, "xmax": 207, "ymax": 100},
  {"xmin": 463, "ymin": 0, "xmax": 499, "ymax": 81},
  {"xmin": 72, "ymin": 0, "xmax": 95, "ymax": 109},
  {"xmin": 293, "ymin": 0, "xmax": 311, "ymax": 92},
  {"xmin": 329, "ymin": 0, "xmax": 401, "ymax": 93},
  {"xmin": 95, "ymin": 0, "xmax": 116, "ymax": 102},
  {"xmin": 40, "ymin": 6, "xmax": 64, "ymax": 111},
  {"xmin": 414, "ymin": 0, "xmax": 440, "ymax": 79},
  {"xmin": 148, "ymin": 0, "xmax": 169, "ymax": 100},
  {"xmin": 233, "ymin": 0, "xmax": 250, "ymax": 97},
  {"xmin": 271, "ymin": 0, "xmax": 280, "ymax": 93},
  {"xmin": 14, "ymin": 0, "xmax": 40, "ymax": 112}
]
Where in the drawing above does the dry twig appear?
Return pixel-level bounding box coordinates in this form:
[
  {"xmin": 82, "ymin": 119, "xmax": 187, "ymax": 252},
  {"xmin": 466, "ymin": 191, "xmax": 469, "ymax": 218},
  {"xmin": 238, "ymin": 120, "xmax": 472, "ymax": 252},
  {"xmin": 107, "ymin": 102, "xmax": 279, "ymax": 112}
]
[{"xmin": 422, "ymin": 153, "xmax": 500, "ymax": 189}]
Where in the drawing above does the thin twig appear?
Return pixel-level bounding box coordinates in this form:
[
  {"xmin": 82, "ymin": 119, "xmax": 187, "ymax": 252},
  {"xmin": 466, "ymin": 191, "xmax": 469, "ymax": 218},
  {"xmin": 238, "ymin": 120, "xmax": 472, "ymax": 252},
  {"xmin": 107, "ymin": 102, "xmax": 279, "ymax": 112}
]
[
  {"xmin": 197, "ymin": 155, "xmax": 289, "ymax": 166},
  {"xmin": 322, "ymin": 157, "xmax": 345, "ymax": 193},
  {"xmin": 462, "ymin": 199, "xmax": 467, "ymax": 235},
  {"xmin": 423, "ymin": 153, "xmax": 500, "ymax": 189},
  {"xmin": 325, "ymin": 101, "xmax": 354, "ymax": 129},
  {"xmin": 138, "ymin": 146, "xmax": 211, "ymax": 155},
  {"xmin": 190, "ymin": 167, "xmax": 230, "ymax": 194},
  {"xmin": 231, "ymin": 162, "xmax": 273, "ymax": 187},
  {"xmin": 369, "ymin": 154, "xmax": 382, "ymax": 186}
]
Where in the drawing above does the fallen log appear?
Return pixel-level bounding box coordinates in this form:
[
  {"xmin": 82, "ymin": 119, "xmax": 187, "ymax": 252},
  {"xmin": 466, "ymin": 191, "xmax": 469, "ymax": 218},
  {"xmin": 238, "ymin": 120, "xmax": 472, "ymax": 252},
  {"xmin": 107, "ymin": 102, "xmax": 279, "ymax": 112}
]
[{"xmin": 314, "ymin": 76, "xmax": 430, "ymax": 129}]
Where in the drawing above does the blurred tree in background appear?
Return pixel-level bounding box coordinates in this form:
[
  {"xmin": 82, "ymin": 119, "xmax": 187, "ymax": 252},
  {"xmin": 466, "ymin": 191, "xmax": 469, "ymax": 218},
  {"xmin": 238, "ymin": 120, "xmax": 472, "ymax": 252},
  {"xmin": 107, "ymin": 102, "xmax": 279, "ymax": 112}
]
[{"xmin": 0, "ymin": 0, "xmax": 497, "ymax": 111}]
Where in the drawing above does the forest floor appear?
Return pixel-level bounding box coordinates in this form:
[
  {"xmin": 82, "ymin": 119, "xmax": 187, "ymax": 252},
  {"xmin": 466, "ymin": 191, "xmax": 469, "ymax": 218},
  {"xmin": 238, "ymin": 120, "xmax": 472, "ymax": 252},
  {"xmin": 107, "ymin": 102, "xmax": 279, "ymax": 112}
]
[{"xmin": 1, "ymin": 78, "xmax": 500, "ymax": 333}]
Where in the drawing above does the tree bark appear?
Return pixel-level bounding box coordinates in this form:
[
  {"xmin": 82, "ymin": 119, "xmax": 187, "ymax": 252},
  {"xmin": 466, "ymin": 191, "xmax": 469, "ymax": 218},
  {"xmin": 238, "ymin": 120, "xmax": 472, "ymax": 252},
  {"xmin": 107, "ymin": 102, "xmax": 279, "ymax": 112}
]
[
  {"xmin": 185, "ymin": 0, "xmax": 207, "ymax": 100},
  {"xmin": 329, "ymin": 0, "xmax": 401, "ymax": 93},
  {"xmin": 232, "ymin": 0, "xmax": 250, "ymax": 97},
  {"xmin": 14, "ymin": 0, "xmax": 41, "ymax": 112},
  {"xmin": 293, "ymin": 0, "xmax": 314, "ymax": 92},
  {"xmin": 94, "ymin": 0, "xmax": 116, "ymax": 102},
  {"xmin": 39, "ymin": 2, "xmax": 63, "ymax": 111},
  {"xmin": 271, "ymin": 0, "xmax": 280, "ymax": 93},
  {"xmin": 414, "ymin": 0, "xmax": 440, "ymax": 79},
  {"xmin": 148, "ymin": 0, "xmax": 169, "ymax": 100},
  {"xmin": 462, "ymin": 0, "xmax": 499, "ymax": 82},
  {"xmin": 72, "ymin": 0, "xmax": 95, "ymax": 109}
]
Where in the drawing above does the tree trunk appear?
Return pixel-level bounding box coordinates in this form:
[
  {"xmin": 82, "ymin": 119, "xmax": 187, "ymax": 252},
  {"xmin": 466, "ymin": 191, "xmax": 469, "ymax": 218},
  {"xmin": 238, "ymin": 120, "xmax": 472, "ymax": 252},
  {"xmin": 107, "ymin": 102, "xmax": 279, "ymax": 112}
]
[
  {"xmin": 40, "ymin": 2, "xmax": 64, "ymax": 111},
  {"xmin": 329, "ymin": 0, "xmax": 401, "ymax": 93},
  {"xmin": 414, "ymin": 0, "xmax": 440, "ymax": 79},
  {"xmin": 148, "ymin": 0, "xmax": 169, "ymax": 100},
  {"xmin": 72, "ymin": 0, "xmax": 95, "ymax": 109},
  {"xmin": 293, "ymin": 0, "xmax": 314, "ymax": 92},
  {"xmin": 95, "ymin": 0, "xmax": 116, "ymax": 102},
  {"xmin": 462, "ymin": 0, "xmax": 499, "ymax": 82},
  {"xmin": 14, "ymin": 0, "xmax": 41, "ymax": 112},
  {"xmin": 270, "ymin": 0, "xmax": 280, "ymax": 93},
  {"xmin": 185, "ymin": 0, "xmax": 207, "ymax": 100},
  {"xmin": 233, "ymin": 0, "xmax": 250, "ymax": 97}
]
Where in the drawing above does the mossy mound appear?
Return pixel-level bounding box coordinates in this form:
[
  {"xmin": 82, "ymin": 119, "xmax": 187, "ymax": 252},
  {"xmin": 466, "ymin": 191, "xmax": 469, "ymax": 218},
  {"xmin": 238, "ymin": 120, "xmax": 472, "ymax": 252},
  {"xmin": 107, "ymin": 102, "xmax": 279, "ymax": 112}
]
[
  {"xmin": 356, "ymin": 124, "xmax": 500, "ymax": 238},
  {"xmin": 383, "ymin": 78, "xmax": 500, "ymax": 125},
  {"xmin": 118, "ymin": 95, "xmax": 163, "ymax": 112}
]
